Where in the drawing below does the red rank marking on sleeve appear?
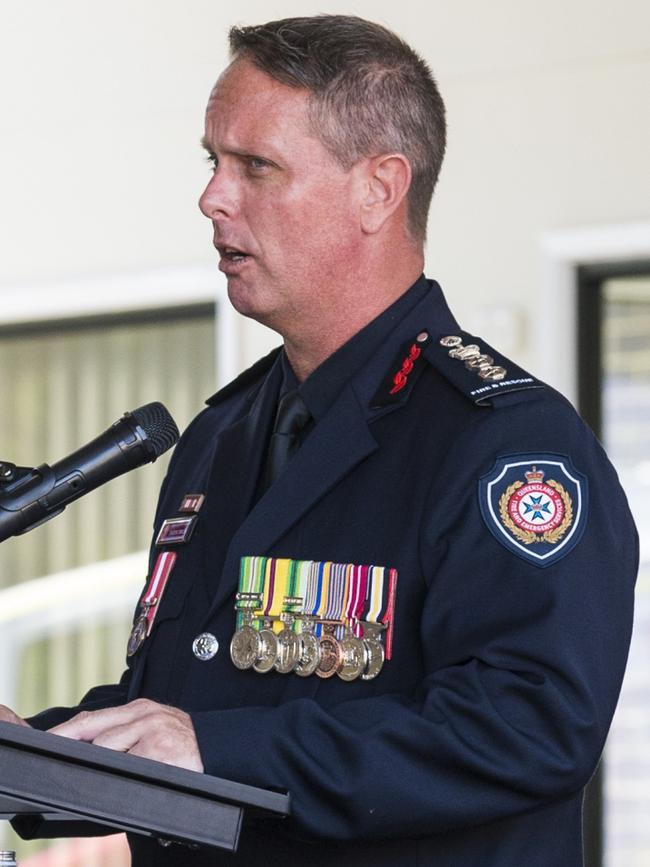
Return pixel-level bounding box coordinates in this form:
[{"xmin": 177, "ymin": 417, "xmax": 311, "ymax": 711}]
[{"xmin": 390, "ymin": 343, "xmax": 422, "ymax": 394}]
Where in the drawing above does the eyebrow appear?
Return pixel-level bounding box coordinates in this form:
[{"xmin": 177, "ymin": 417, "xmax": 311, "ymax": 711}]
[
  {"xmin": 199, "ymin": 137, "xmax": 250, "ymax": 159},
  {"xmin": 200, "ymin": 137, "xmax": 281, "ymax": 169}
]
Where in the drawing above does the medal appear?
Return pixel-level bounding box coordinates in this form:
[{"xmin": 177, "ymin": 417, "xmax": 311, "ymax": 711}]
[
  {"xmin": 230, "ymin": 607, "xmax": 262, "ymax": 670},
  {"xmin": 253, "ymin": 619, "xmax": 278, "ymax": 673},
  {"xmin": 231, "ymin": 557, "xmax": 266, "ymax": 669},
  {"xmin": 274, "ymin": 624, "xmax": 301, "ymax": 673},
  {"xmin": 273, "ymin": 561, "xmax": 304, "ymax": 673},
  {"xmin": 336, "ymin": 564, "xmax": 367, "ymax": 680},
  {"xmin": 126, "ymin": 551, "xmax": 177, "ymax": 657},
  {"xmin": 230, "ymin": 624, "xmax": 260, "ymax": 669},
  {"xmin": 316, "ymin": 563, "xmax": 345, "ymax": 678},
  {"xmin": 232, "ymin": 556, "xmax": 398, "ymax": 681},
  {"xmin": 361, "ymin": 622, "xmax": 385, "ymax": 680},
  {"xmin": 251, "ymin": 557, "xmax": 287, "ymax": 671},
  {"xmin": 294, "ymin": 562, "xmax": 321, "ymax": 676},
  {"xmin": 316, "ymin": 625, "xmax": 343, "ymax": 678},
  {"xmin": 294, "ymin": 621, "xmax": 321, "ymax": 677},
  {"xmin": 338, "ymin": 631, "xmax": 368, "ymax": 681},
  {"xmin": 313, "ymin": 561, "xmax": 345, "ymax": 678},
  {"xmin": 127, "ymin": 612, "xmax": 149, "ymax": 657}
]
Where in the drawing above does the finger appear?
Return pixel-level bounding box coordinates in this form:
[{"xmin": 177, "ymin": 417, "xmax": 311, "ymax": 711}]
[
  {"xmin": 49, "ymin": 699, "xmax": 160, "ymax": 741},
  {"xmin": 127, "ymin": 726, "xmax": 204, "ymax": 772},
  {"xmin": 91, "ymin": 719, "xmax": 151, "ymax": 753}
]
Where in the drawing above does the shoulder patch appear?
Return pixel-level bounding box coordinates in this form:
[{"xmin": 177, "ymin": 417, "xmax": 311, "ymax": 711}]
[
  {"xmin": 206, "ymin": 347, "xmax": 282, "ymax": 407},
  {"xmin": 478, "ymin": 454, "xmax": 588, "ymax": 568},
  {"xmin": 423, "ymin": 331, "xmax": 544, "ymax": 405}
]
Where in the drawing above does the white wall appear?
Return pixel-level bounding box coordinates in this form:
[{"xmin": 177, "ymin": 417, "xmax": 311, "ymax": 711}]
[{"xmin": 1, "ymin": 0, "xmax": 649, "ymax": 385}]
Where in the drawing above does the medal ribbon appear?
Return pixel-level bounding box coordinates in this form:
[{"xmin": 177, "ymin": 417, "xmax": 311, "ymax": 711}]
[
  {"xmin": 365, "ymin": 566, "xmax": 385, "ymax": 624},
  {"xmin": 142, "ymin": 551, "xmax": 177, "ymax": 636},
  {"xmin": 309, "ymin": 561, "xmax": 328, "ymax": 637},
  {"xmin": 359, "ymin": 565, "xmax": 398, "ymax": 657},
  {"xmin": 260, "ymin": 557, "xmax": 292, "ymax": 632},
  {"xmin": 381, "ymin": 568, "xmax": 398, "ymax": 660},
  {"xmin": 322, "ymin": 561, "xmax": 347, "ymax": 637},
  {"xmin": 281, "ymin": 559, "xmax": 304, "ymax": 629},
  {"xmin": 236, "ymin": 556, "xmax": 397, "ymax": 650},
  {"xmin": 235, "ymin": 555, "xmax": 266, "ymax": 628}
]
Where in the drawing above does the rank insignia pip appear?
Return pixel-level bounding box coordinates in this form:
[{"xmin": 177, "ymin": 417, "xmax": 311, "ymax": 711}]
[
  {"xmin": 479, "ymin": 454, "xmax": 588, "ymax": 567},
  {"xmin": 370, "ymin": 332, "xmax": 429, "ymax": 409}
]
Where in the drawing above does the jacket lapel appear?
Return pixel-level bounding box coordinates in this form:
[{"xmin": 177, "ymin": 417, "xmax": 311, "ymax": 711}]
[
  {"xmin": 199, "ymin": 355, "xmax": 284, "ymax": 600},
  {"xmin": 205, "ymin": 383, "xmax": 379, "ymax": 617}
]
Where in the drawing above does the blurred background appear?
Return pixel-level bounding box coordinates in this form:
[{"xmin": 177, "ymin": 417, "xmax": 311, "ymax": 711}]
[{"xmin": 0, "ymin": 1, "xmax": 648, "ymax": 864}]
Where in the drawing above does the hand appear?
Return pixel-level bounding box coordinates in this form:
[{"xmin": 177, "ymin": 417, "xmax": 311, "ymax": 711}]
[
  {"xmin": 48, "ymin": 698, "xmax": 204, "ymax": 772},
  {"xmin": 0, "ymin": 705, "xmax": 30, "ymax": 727}
]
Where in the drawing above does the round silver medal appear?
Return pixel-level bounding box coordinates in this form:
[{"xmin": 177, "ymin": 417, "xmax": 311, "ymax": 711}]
[
  {"xmin": 361, "ymin": 636, "xmax": 385, "ymax": 680},
  {"xmin": 230, "ymin": 625, "xmax": 261, "ymax": 670},
  {"xmin": 192, "ymin": 632, "xmax": 219, "ymax": 661},
  {"xmin": 338, "ymin": 634, "xmax": 368, "ymax": 682},
  {"xmin": 274, "ymin": 627, "xmax": 301, "ymax": 674},
  {"xmin": 253, "ymin": 627, "xmax": 278, "ymax": 673},
  {"xmin": 294, "ymin": 631, "xmax": 321, "ymax": 677}
]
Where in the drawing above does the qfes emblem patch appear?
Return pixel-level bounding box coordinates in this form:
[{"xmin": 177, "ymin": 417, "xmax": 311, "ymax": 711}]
[{"xmin": 479, "ymin": 454, "xmax": 588, "ymax": 568}]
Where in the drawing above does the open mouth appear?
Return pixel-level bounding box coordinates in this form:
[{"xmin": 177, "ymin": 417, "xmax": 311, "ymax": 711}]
[{"xmin": 219, "ymin": 246, "xmax": 249, "ymax": 262}]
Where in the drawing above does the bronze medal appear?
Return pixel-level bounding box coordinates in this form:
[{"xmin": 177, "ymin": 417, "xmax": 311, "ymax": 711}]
[
  {"xmin": 230, "ymin": 625, "xmax": 261, "ymax": 670},
  {"xmin": 338, "ymin": 634, "xmax": 368, "ymax": 682},
  {"xmin": 253, "ymin": 626, "xmax": 278, "ymax": 673},
  {"xmin": 316, "ymin": 633, "xmax": 343, "ymax": 679}
]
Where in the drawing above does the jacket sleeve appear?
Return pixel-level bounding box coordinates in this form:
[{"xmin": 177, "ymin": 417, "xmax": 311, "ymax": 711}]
[{"xmin": 189, "ymin": 397, "xmax": 637, "ymax": 840}]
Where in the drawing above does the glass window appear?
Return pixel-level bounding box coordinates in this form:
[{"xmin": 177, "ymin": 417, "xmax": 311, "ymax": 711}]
[
  {"xmin": 602, "ymin": 275, "xmax": 650, "ymax": 867},
  {"xmin": 0, "ymin": 307, "xmax": 216, "ymax": 862}
]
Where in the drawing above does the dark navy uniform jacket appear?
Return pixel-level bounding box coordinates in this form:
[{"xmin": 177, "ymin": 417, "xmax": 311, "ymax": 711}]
[{"xmin": 30, "ymin": 277, "xmax": 638, "ymax": 866}]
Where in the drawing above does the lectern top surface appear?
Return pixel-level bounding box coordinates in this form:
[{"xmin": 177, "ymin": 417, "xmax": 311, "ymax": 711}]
[{"xmin": 0, "ymin": 720, "xmax": 289, "ymax": 817}]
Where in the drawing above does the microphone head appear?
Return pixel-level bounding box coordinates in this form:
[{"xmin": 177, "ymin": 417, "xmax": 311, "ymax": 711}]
[{"xmin": 131, "ymin": 402, "xmax": 180, "ymax": 458}]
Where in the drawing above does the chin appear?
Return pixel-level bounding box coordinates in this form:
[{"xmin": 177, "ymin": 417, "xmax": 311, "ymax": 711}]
[{"xmin": 226, "ymin": 280, "xmax": 275, "ymax": 327}]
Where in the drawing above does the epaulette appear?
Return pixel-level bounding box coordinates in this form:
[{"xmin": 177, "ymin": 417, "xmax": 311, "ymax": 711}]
[
  {"xmin": 371, "ymin": 329, "xmax": 544, "ymax": 409},
  {"xmin": 423, "ymin": 330, "xmax": 544, "ymax": 405},
  {"xmin": 205, "ymin": 347, "xmax": 282, "ymax": 407}
]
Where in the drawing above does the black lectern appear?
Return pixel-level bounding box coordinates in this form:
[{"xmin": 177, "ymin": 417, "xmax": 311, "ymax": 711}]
[{"xmin": 0, "ymin": 721, "xmax": 289, "ymax": 853}]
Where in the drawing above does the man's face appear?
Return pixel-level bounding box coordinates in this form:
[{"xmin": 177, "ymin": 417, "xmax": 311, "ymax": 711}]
[{"xmin": 199, "ymin": 60, "xmax": 365, "ymax": 334}]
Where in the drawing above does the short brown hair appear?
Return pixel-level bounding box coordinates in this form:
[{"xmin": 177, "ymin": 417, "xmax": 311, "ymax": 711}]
[{"xmin": 229, "ymin": 15, "xmax": 446, "ymax": 241}]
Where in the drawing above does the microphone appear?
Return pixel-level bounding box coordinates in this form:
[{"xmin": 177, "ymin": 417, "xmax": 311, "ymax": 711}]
[{"xmin": 0, "ymin": 402, "xmax": 180, "ymax": 543}]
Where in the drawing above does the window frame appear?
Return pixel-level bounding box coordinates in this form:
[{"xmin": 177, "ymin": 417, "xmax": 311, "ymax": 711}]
[
  {"xmin": 0, "ymin": 264, "xmax": 239, "ymax": 388},
  {"xmin": 541, "ymin": 222, "xmax": 650, "ymax": 867}
]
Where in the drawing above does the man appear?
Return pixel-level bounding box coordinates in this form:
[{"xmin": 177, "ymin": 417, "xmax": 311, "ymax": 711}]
[{"xmin": 0, "ymin": 15, "xmax": 637, "ymax": 867}]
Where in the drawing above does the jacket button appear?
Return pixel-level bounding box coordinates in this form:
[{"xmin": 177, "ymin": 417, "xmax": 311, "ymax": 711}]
[{"xmin": 192, "ymin": 632, "xmax": 219, "ymax": 660}]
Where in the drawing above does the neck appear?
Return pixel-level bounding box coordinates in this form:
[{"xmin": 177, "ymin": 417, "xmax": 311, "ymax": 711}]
[{"xmin": 283, "ymin": 255, "xmax": 424, "ymax": 381}]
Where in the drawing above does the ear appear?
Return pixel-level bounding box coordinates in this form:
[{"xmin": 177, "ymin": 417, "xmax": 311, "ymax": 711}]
[{"xmin": 359, "ymin": 154, "xmax": 412, "ymax": 235}]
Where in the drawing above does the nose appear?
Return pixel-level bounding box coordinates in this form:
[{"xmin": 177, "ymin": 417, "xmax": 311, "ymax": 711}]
[{"xmin": 198, "ymin": 166, "xmax": 238, "ymax": 220}]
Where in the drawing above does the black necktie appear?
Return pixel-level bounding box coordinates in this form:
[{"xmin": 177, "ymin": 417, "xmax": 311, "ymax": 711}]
[{"xmin": 261, "ymin": 389, "xmax": 311, "ymax": 492}]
